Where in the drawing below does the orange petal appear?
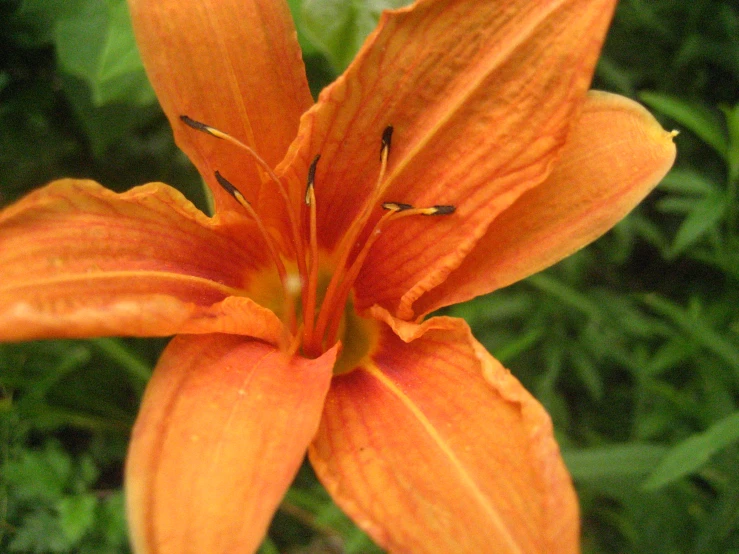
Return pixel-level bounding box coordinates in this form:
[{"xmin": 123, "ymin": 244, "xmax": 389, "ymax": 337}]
[
  {"xmin": 128, "ymin": 0, "xmax": 313, "ymax": 215},
  {"xmin": 414, "ymin": 91, "xmax": 678, "ymax": 316},
  {"xmin": 126, "ymin": 334, "xmax": 337, "ymax": 554},
  {"xmin": 0, "ymin": 180, "xmax": 283, "ymax": 342},
  {"xmin": 310, "ymin": 311, "xmax": 578, "ymax": 553},
  {"xmin": 281, "ymin": 0, "xmax": 617, "ymax": 315}
]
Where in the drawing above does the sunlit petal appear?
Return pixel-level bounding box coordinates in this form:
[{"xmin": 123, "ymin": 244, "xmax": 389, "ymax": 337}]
[
  {"xmin": 127, "ymin": 334, "xmax": 337, "ymax": 554},
  {"xmin": 0, "ymin": 180, "xmax": 282, "ymax": 342},
  {"xmin": 281, "ymin": 0, "xmax": 617, "ymax": 318},
  {"xmin": 414, "ymin": 91, "xmax": 678, "ymax": 316},
  {"xmin": 310, "ymin": 311, "xmax": 577, "ymax": 553}
]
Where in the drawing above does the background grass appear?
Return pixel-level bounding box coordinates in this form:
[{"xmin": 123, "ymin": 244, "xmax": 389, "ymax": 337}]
[{"xmin": 1, "ymin": 0, "xmax": 738, "ymax": 552}]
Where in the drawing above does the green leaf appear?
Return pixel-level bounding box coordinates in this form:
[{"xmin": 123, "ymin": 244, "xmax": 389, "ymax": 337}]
[
  {"xmin": 656, "ymin": 196, "xmax": 702, "ymax": 214},
  {"xmin": 723, "ymin": 102, "xmax": 739, "ymax": 184},
  {"xmin": 640, "ymin": 91, "xmax": 728, "ymax": 158},
  {"xmin": 564, "ymin": 444, "xmax": 668, "ymax": 481},
  {"xmin": 97, "ymin": 491, "xmax": 129, "ymax": 549},
  {"xmin": 644, "ymin": 411, "xmax": 739, "ymax": 489},
  {"xmin": 9, "ymin": 509, "xmax": 70, "ymax": 553},
  {"xmin": 56, "ymin": 494, "xmax": 97, "ymax": 543},
  {"xmin": 526, "ymin": 273, "xmax": 604, "ymax": 321},
  {"xmin": 89, "ymin": 337, "xmax": 152, "ymax": 393},
  {"xmin": 4, "ymin": 441, "xmax": 72, "ymax": 502},
  {"xmin": 668, "ymin": 193, "xmax": 726, "ymax": 257},
  {"xmin": 658, "ymin": 168, "xmax": 719, "ymax": 196},
  {"xmin": 641, "ymin": 295, "xmax": 739, "ymax": 379},
  {"xmin": 300, "ymin": 0, "xmax": 412, "ymax": 72},
  {"xmin": 53, "ymin": 0, "xmax": 155, "ymax": 106},
  {"xmin": 60, "ymin": 73, "xmax": 159, "ymax": 158},
  {"xmin": 257, "ymin": 538, "xmax": 281, "ymax": 554},
  {"xmin": 6, "ymin": 0, "xmax": 76, "ymax": 47},
  {"xmin": 286, "ymin": 0, "xmax": 319, "ymax": 56}
]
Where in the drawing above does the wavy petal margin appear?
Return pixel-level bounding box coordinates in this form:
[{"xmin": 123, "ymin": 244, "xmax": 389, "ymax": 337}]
[
  {"xmin": 413, "ymin": 91, "xmax": 678, "ymax": 316},
  {"xmin": 310, "ymin": 312, "xmax": 577, "ymax": 553},
  {"xmin": 0, "ymin": 180, "xmax": 282, "ymax": 342},
  {"xmin": 126, "ymin": 334, "xmax": 337, "ymax": 554}
]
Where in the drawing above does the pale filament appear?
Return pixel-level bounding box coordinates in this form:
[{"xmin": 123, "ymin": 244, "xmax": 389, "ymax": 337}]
[
  {"xmin": 180, "ymin": 116, "xmax": 308, "ymax": 285},
  {"xmin": 182, "ymin": 117, "xmax": 454, "ymax": 356}
]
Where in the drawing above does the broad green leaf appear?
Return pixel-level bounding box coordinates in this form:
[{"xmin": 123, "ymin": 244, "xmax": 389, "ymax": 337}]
[
  {"xmin": 668, "ymin": 193, "xmax": 726, "ymax": 257},
  {"xmin": 54, "ymin": 0, "xmax": 155, "ymax": 106},
  {"xmin": 644, "ymin": 411, "xmax": 739, "ymax": 489},
  {"xmin": 564, "ymin": 444, "xmax": 668, "ymax": 481},
  {"xmin": 640, "ymin": 91, "xmax": 728, "ymax": 158},
  {"xmin": 286, "ymin": 0, "xmax": 320, "ymax": 56},
  {"xmin": 301, "ymin": 0, "xmax": 412, "ymax": 72},
  {"xmin": 6, "ymin": 0, "xmax": 77, "ymax": 47},
  {"xmin": 60, "ymin": 73, "xmax": 159, "ymax": 157}
]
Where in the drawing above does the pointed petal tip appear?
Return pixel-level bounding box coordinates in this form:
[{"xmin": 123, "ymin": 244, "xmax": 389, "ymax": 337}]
[{"xmin": 410, "ymin": 90, "xmax": 678, "ymax": 316}]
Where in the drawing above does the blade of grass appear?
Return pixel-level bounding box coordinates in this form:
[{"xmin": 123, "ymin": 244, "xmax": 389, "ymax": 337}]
[{"xmin": 644, "ymin": 411, "xmax": 739, "ymax": 489}]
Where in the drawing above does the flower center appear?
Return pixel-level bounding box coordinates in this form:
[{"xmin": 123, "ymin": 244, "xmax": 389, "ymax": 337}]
[{"xmin": 181, "ymin": 117, "xmax": 454, "ymax": 370}]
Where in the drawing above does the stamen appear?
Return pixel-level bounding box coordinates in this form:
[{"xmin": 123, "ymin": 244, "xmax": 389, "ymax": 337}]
[
  {"xmin": 381, "ymin": 202, "xmax": 413, "ymax": 212},
  {"xmin": 382, "ymin": 202, "xmax": 456, "ymax": 216},
  {"xmin": 320, "ymin": 201, "xmax": 456, "ymax": 347},
  {"xmin": 214, "ymin": 171, "xmax": 291, "ymax": 314},
  {"xmin": 181, "ymin": 115, "xmax": 308, "ymax": 289},
  {"xmin": 305, "ymin": 155, "xmax": 320, "ymax": 205},
  {"xmin": 429, "ymin": 205, "xmax": 456, "ymax": 216},
  {"xmin": 181, "ymin": 115, "xmax": 215, "ymax": 134},
  {"xmin": 320, "ymin": 207, "xmax": 397, "ymax": 347},
  {"xmin": 214, "ymin": 170, "xmax": 247, "ymax": 202},
  {"xmin": 313, "ymin": 126, "xmax": 396, "ymax": 347},
  {"xmin": 303, "ymin": 155, "xmax": 321, "ymax": 354},
  {"xmin": 380, "ymin": 125, "xmax": 393, "ymax": 160}
]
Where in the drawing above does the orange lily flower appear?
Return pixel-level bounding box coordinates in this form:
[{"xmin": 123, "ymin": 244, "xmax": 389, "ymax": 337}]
[{"xmin": 0, "ymin": 0, "xmax": 676, "ymax": 552}]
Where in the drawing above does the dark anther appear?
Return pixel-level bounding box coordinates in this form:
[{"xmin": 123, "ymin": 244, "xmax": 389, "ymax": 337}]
[
  {"xmin": 429, "ymin": 205, "xmax": 456, "ymax": 216},
  {"xmin": 214, "ymin": 171, "xmax": 245, "ymax": 202},
  {"xmin": 381, "ymin": 126, "xmax": 394, "ymax": 159},
  {"xmin": 305, "ymin": 154, "xmax": 321, "ymax": 204},
  {"xmin": 382, "ymin": 202, "xmax": 413, "ymax": 211},
  {"xmin": 180, "ymin": 115, "xmax": 214, "ymax": 135},
  {"xmin": 307, "ymin": 155, "xmax": 320, "ymax": 188}
]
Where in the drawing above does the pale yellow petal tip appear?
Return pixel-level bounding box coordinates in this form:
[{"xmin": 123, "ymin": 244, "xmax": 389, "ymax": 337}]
[{"xmin": 669, "ymin": 129, "xmax": 680, "ymax": 138}]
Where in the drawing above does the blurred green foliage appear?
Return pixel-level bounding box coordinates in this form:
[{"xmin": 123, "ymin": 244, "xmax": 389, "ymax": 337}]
[{"xmin": 1, "ymin": 0, "xmax": 738, "ymax": 552}]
